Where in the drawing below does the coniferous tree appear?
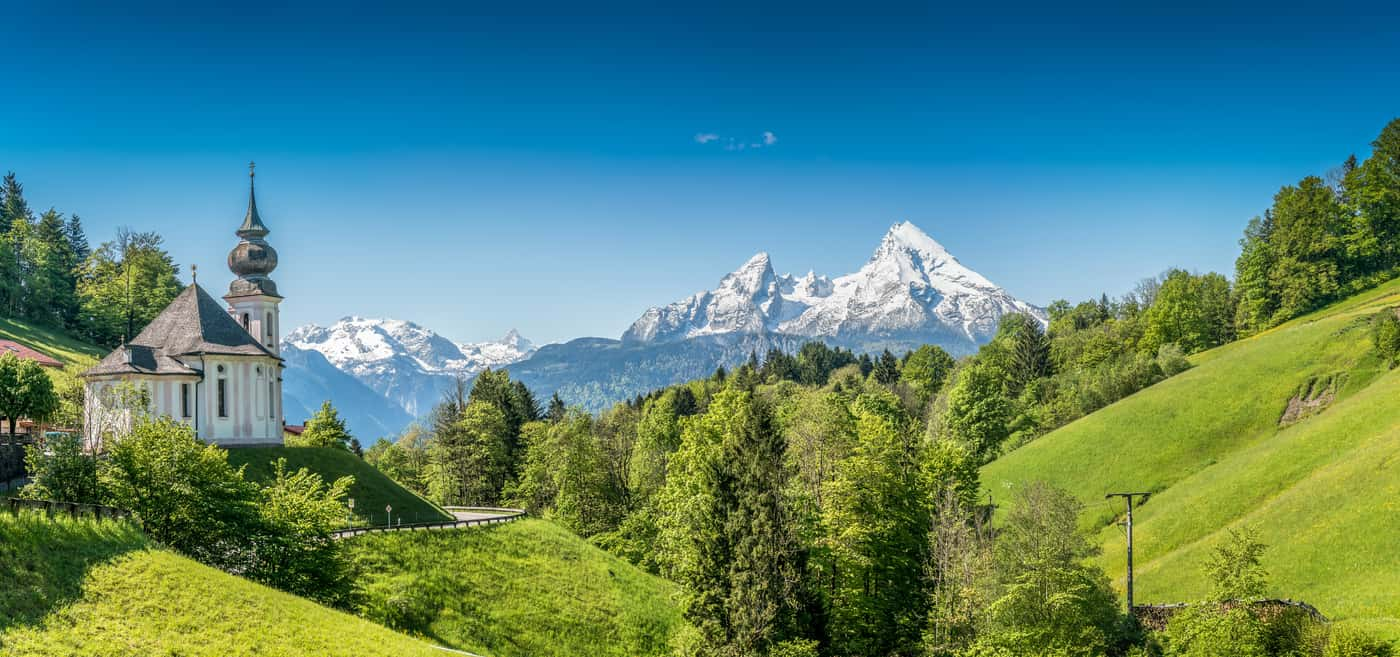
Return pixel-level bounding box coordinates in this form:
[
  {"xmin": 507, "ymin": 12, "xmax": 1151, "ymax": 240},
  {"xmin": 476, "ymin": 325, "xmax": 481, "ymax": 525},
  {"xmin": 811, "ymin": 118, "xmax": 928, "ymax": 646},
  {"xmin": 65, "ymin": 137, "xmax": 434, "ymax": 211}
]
[
  {"xmin": 426, "ymin": 400, "xmax": 510, "ymax": 506},
  {"xmin": 1005, "ymin": 314, "xmax": 1052, "ymax": 395},
  {"xmin": 24, "ymin": 209, "xmax": 79, "ymax": 326},
  {"xmin": 872, "ymin": 349, "xmax": 901, "ymax": 385},
  {"xmin": 64, "ymin": 214, "xmax": 90, "ymax": 263},
  {"xmin": 659, "ymin": 387, "xmax": 805, "ymax": 656},
  {"xmin": 546, "ymin": 392, "xmax": 567, "ymax": 422},
  {"xmin": 1, "ymin": 173, "xmax": 32, "ymax": 318}
]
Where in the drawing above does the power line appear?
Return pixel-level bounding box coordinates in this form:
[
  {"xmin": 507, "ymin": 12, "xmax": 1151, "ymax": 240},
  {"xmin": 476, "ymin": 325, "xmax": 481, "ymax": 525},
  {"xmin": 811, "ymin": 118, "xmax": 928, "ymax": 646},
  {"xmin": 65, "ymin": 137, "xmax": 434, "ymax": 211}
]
[{"xmin": 1105, "ymin": 491, "xmax": 1150, "ymax": 614}]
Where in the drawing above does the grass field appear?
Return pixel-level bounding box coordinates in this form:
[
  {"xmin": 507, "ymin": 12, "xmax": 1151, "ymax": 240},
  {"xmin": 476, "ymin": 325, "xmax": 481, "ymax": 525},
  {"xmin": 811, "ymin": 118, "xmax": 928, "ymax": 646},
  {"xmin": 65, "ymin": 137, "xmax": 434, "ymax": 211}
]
[
  {"xmin": 227, "ymin": 446, "xmax": 452, "ymax": 525},
  {"xmin": 0, "ymin": 318, "xmax": 103, "ymax": 367},
  {"xmin": 0, "ymin": 511, "xmax": 443, "ymax": 657},
  {"xmin": 345, "ymin": 518, "xmax": 687, "ymax": 657},
  {"xmin": 981, "ymin": 277, "xmax": 1400, "ymax": 633}
]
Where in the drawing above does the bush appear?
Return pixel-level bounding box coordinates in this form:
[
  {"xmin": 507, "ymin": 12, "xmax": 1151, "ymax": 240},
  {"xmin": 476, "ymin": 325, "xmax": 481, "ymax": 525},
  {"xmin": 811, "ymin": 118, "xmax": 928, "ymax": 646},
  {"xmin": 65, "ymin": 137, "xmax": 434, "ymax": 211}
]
[
  {"xmin": 21, "ymin": 432, "xmax": 101, "ymax": 503},
  {"xmin": 1371, "ymin": 310, "xmax": 1400, "ymax": 366},
  {"xmin": 1325, "ymin": 625, "xmax": 1395, "ymax": 657},
  {"xmin": 357, "ymin": 574, "xmax": 436, "ymax": 632},
  {"xmin": 1163, "ymin": 605, "xmax": 1267, "ymax": 657},
  {"xmin": 1156, "ymin": 343, "xmax": 1192, "ymax": 377}
]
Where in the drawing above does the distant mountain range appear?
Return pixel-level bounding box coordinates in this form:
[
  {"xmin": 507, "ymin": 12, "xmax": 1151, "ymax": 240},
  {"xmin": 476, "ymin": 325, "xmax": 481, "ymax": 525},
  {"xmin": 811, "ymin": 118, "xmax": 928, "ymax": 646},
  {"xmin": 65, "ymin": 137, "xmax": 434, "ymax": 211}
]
[
  {"xmin": 282, "ymin": 222, "xmax": 1043, "ymax": 437},
  {"xmin": 282, "ymin": 320, "xmax": 536, "ymax": 436}
]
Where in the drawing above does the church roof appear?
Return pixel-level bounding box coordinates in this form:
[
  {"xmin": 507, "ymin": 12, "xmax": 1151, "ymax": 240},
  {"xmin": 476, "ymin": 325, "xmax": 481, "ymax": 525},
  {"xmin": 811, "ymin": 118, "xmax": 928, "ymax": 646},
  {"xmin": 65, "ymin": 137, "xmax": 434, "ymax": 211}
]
[{"xmin": 84, "ymin": 284, "xmax": 280, "ymax": 377}]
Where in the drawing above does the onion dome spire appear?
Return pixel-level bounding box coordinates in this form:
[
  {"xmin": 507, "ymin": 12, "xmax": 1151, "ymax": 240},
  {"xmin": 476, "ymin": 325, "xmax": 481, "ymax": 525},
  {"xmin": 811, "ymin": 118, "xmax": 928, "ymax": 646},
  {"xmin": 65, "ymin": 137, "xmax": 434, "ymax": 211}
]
[
  {"xmin": 238, "ymin": 161, "xmax": 270, "ymax": 239},
  {"xmin": 227, "ymin": 161, "xmax": 280, "ymax": 297}
]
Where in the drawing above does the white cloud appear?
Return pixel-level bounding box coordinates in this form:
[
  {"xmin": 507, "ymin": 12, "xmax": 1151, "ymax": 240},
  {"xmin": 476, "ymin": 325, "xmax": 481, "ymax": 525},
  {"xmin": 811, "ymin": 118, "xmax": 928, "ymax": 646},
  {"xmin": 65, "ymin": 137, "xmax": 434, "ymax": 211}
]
[{"xmin": 694, "ymin": 130, "xmax": 778, "ymax": 150}]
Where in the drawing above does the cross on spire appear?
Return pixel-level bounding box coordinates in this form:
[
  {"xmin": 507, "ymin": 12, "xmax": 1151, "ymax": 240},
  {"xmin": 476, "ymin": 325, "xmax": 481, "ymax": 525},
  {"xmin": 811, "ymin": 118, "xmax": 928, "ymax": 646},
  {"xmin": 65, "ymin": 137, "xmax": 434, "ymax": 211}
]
[{"xmin": 249, "ymin": 160, "xmax": 256, "ymax": 180}]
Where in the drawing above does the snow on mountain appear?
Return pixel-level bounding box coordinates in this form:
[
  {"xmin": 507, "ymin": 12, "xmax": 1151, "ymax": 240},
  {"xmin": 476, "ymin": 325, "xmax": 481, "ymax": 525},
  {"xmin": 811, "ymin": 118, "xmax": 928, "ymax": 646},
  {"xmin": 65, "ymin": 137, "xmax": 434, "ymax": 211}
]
[
  {"xmin": 285, "ymin": 318, "xmax": 536, "ymax": 418},
  {"xmin": 623, "ymin": 221, "xmax": 1044, "ymax": 353}
]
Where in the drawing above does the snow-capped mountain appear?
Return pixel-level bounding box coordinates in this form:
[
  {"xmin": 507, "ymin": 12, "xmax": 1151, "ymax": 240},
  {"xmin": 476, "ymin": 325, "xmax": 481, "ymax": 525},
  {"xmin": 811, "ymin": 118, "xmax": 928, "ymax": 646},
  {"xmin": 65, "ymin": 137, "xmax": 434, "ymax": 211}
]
[
  {"xmin": 623, "ymin": 221, "xmax": 1044, "ymax": 354},
  {"xmin": 285, "ymin": 318, "xmax": 536, "ymax": 418},
  {"xmin": 286, "ymin": 221, "xmax": 1041, "ymax": 429}
]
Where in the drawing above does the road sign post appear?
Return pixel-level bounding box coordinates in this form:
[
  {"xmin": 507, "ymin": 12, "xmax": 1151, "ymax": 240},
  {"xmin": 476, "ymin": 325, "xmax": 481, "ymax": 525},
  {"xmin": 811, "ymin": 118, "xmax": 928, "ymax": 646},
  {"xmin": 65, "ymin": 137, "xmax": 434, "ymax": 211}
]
[{"xmin": 385, "ymin": 504, "xmax": 392, "ymax": 529}]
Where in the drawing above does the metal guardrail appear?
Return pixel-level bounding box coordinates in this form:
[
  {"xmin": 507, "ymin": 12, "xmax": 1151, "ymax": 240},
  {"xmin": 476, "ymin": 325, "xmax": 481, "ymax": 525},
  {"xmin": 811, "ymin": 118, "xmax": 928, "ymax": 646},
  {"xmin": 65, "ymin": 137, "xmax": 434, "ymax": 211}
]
[
  {"xmin": 4, "ymin": 497, "xmax": 134, "ymax": 521},
  {"xmin": 329, "ymin": 508, "xmax": 525, "ymax": 540}
]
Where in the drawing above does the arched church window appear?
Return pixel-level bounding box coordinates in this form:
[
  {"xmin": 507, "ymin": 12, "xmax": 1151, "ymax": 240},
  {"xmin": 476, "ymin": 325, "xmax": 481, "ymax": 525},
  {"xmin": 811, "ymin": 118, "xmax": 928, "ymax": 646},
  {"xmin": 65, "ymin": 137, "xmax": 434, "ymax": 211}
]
[
  {"xmin": 266, "ymin": 312, "xmax": 274, "ymax": 346},
  {"xmin": 216, "ymin": 364, "xmax": 228, "ymax": 418},
  {"xmin": 242, "ymin": 313, "xmax": 250, "ymax": 330}
]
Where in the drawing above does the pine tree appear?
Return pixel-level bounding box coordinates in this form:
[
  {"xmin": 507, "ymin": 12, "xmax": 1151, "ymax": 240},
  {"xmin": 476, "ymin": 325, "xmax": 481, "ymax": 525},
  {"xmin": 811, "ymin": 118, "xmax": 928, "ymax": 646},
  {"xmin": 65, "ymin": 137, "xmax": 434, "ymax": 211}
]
[
  {"xmin": 1006, "ymin": 314, "xmax": 1051, "ymax": 394},
  {"xmin": 24, "ymin": 209, "xmax": 79, "ymax": 326},
  {"xmin": 658, "ymin": 388, "xmax": 804, "ymax": 655},
  {"xmin": 0, "ymin": 173, "xmax": 31, "ymax": 318},
  {"xmin": 546, "ymin": 392, "xmax": 567, "ymax": 422},
  {"xmin": 872, "ymin": 349, "xmax": 901, "ymax": 385},
  {"xmin": 426, "ymin": 400, "xmax": 510, "ymax": 505},
  {"xmin": 64, "ymin": 214, "xmax": 90, "ymax": 263}
]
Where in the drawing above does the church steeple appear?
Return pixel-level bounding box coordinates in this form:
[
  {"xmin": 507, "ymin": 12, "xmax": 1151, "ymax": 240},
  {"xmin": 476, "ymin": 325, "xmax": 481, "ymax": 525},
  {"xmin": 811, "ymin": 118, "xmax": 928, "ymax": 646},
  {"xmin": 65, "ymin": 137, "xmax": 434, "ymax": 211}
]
[
  {"xmin": 238, "ymin": 161, "xmax": 270, "ymax": 239},
  {"xmin": 225, "ymin": 162, "xmax": 285, "ymax": 357},
  {"xmin": 227, "ymin": 161, "xmax": 280, "ymax": 298}
]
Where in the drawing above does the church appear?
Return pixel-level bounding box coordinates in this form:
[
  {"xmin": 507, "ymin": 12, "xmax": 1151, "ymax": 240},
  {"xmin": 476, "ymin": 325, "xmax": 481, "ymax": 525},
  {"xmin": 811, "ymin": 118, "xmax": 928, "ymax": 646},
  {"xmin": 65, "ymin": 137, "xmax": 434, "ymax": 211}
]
[{"xmin": 82, "ymin": 166, "xmax": 286, "ymax": 448}]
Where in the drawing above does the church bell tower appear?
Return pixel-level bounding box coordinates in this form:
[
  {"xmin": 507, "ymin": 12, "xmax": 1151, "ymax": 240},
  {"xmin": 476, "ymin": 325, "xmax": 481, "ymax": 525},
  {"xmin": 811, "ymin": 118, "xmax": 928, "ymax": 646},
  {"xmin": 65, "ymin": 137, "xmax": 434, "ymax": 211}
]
[{"xmin": 225, "ymin": 162, "xmax": 283, "ymax": 355}]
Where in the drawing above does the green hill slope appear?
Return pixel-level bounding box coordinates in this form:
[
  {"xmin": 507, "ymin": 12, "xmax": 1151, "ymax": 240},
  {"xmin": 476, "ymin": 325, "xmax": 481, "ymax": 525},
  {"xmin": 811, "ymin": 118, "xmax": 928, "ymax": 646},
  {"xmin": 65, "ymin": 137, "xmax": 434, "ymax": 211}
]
[
  {"xmin": 981, "ymin": 277, "xmax": 1400, "ymax": 632},
  {"xmin": 0, "ymin": 511, "xmax": 442, "ymax": 656},
  {"xmin": 0, "ymin": 318, "xmax": 103, "ymax": 367},
  {"xmin": 227, "ymin": 446, "xmax": 451, "ymax": 525},
  {"xmin": 346, "ymin": 518, "xmax": 686, "ymax": 657}
]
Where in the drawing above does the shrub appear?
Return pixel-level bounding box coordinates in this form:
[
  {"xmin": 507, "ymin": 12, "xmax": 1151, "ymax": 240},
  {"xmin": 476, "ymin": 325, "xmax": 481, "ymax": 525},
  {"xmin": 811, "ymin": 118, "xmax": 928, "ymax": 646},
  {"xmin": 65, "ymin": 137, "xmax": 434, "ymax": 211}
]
[
  {"xmin": 1371, "ymin": 310, "xmax": 1400, "ymax": 366},
  {"xmin": 357, "ymin": 574, "xmax": 436, "ymax": 632},
  {"xmin": 1325, "ymin": 625, "xmax": 1395, "ymax": 657},
  {"xmin": 1162, "ymin": 604, "xmax": 1267, "ymax": 657}
]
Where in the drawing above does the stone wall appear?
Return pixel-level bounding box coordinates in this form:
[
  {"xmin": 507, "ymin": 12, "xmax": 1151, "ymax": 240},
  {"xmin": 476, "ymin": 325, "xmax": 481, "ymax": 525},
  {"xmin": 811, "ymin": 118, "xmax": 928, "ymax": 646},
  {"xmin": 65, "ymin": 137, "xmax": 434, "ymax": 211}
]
[
  {"xmin": 1133, "ymin": 599, "xmax": 1327, "ymax": 632},
  {"xmin": 0, "ymin": 443, "xmax": 26, "ymax": 486}
]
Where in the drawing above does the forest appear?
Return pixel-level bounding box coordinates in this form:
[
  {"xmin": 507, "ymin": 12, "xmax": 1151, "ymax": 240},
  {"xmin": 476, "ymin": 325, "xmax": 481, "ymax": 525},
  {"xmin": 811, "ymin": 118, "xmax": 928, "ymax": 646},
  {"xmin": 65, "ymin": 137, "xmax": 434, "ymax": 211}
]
[{"xmin": 361, "ymin": 117, "xmax": 1400, "ymax": 657}]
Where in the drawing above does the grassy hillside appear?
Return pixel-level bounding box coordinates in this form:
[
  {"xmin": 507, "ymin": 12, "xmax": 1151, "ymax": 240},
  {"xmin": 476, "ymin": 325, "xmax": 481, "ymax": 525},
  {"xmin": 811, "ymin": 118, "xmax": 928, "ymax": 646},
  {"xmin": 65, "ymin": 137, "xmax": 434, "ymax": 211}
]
[
  {"xmin": 981, "ymin": 277, "xmax": 1400, "ymax": 632},
  {"xmin": 0, "ymin": 318, "xmax": 103, "ymax": 367},
  {"xmin": 346, "ymin": 518, "xmax": 686, "ymax": 657},
  {"xmin": 227, "ymin": 446, "xmax": 451, "ymax": 525},
  {"xmin": 0, "ymin": 511, "xmax": 442, "ymax": 656}
]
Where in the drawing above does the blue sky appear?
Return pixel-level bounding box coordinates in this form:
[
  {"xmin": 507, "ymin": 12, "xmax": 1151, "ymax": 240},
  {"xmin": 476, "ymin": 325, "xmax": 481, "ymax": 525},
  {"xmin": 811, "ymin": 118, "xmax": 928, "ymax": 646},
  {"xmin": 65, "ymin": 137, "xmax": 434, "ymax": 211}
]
[{"xmin": 3, "ymin": 1, "xmax": 1399, "ymax": 344}]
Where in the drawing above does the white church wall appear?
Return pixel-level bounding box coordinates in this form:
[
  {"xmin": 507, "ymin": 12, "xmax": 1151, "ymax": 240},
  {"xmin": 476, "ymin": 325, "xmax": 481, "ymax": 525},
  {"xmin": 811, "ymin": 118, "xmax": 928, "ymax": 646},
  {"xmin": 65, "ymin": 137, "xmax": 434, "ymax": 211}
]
[{"xmin": 83, "ymin": 354, "xmax": 283, "ymax": 449}]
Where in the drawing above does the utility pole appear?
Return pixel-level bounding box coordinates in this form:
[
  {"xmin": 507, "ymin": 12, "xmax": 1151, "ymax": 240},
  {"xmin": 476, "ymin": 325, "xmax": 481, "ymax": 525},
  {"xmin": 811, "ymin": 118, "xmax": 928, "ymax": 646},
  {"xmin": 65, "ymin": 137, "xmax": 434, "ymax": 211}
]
[{"xmin": 1105, "ymin": 492, "xmax": 1150, "ymax": 614}]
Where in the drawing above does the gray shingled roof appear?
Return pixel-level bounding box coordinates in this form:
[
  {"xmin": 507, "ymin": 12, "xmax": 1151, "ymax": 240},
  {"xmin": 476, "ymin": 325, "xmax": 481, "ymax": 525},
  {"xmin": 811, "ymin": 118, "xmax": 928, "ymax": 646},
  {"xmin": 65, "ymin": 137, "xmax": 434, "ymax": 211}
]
[{"xmin": 84, "ymin": 284, "xmax": 280, "ymax": 378}]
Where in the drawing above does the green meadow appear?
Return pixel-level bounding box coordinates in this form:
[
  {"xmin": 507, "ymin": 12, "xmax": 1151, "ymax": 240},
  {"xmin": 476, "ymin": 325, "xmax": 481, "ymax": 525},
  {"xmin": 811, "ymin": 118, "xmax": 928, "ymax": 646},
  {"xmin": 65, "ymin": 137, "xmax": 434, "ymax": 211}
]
[{"xmin": 983, "ymin": 277, "xmax": 1400, "ymax": 636}]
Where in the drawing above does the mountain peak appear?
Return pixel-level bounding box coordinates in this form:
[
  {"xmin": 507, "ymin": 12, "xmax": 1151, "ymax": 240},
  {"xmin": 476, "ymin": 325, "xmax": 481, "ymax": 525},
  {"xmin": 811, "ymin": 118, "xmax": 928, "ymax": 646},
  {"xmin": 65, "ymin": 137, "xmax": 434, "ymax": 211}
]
[
  {"xmin": 737, "ymin": 251, "xmax": 773, "ymax": 272},
  {"xmin": 718, "ymin": 251, "xmax": 777, "ymax": 294},
  {"xmin": 878, "ymin": 221, "xmax": 951, "ymax": 259},
  {"xmin": 623, "ymin": 220, "xmax": 1043, "ymax": 349}
]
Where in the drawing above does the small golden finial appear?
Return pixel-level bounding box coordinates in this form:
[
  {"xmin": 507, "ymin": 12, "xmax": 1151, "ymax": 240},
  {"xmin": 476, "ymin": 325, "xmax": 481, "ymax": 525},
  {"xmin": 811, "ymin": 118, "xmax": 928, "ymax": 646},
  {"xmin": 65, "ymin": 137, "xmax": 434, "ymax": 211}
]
[{"xmin": 191, "ymin": 264, "xmax": 198, "ymax": 284}]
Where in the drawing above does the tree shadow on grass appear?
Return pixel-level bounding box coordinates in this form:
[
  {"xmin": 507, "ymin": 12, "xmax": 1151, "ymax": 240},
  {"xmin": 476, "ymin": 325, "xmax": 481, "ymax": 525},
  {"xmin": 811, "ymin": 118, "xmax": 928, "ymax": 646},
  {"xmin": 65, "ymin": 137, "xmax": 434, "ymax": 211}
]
[{"xmin": 0, "ymin": 510, "xmax": 147, "ymax": 632}]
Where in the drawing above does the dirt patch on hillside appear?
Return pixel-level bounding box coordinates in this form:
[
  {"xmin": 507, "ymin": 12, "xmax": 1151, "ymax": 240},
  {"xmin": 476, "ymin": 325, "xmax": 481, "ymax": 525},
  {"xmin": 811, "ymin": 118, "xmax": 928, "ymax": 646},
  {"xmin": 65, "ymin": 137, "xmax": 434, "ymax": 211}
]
[{"xmin": 1279, "ymin": 373, "xmax": 1345, "ymax": 426}]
